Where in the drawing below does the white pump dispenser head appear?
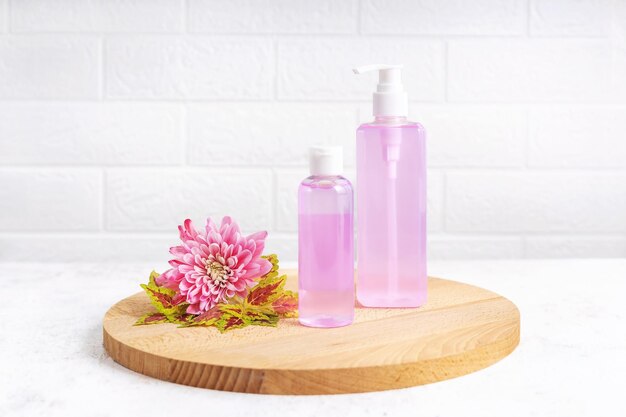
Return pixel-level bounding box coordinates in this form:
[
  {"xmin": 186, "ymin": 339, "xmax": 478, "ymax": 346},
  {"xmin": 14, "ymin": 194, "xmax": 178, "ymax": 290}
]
[{"xmin": 353, "ymin": 64, "xmax": 408, "ymax": 117}]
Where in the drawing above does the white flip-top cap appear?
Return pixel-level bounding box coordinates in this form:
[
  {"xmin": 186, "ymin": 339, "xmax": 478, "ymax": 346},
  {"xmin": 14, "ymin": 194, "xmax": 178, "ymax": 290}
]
[
  {"xmin": 353, "ymin": 64, "xmax": 408, "ymax": 117},
  {"xmin": 309, "ymin": 146, "xmax": 343, "ymax": 176}
]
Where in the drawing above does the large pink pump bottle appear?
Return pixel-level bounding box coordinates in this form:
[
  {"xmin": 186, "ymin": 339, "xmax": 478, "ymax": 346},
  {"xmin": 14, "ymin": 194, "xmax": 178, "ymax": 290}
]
[{"xmin": 353, "ymin": 64, "xmax": 427, "ymax": 308}]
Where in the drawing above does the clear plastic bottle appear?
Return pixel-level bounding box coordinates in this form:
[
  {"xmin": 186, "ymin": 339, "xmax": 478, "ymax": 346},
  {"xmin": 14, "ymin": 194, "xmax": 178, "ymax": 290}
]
[
  {"xmin": 298, "ymin": 146, "xmax": 354, "ymax": 328},
  {"xmin": 354, "ymin": 65, "xmax": 427, "ymax": 308}
]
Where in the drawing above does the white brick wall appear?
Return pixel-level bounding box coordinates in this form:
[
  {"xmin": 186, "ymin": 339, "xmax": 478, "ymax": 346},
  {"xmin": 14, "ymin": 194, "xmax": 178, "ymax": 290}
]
[
  {"xmin": 361, "ymin": 0, "xmax": 526, "ymax": 35},
  {"xmin": 188, "ymin": 0, "xmax": 358, "ymax": 34},
  {"xmin": 187, "ymin": 103, "xmax": 356, "ymax": 166},
  {"xmin": 278, "ymin": 39, "xmax": 445, "ymax": 101},
  {"xmin": 106, "ymin": 37, "xmax": 274, "ymax": 99},
  {"xmin": 529, "ymin": 0, "xmax": 612, "ymax": 36},
  {"xmin": 11, "ymin": 0, "xmax": 185, "ymax": 33},
  {"xmin": 0, "ymin": 1, "xmax": 6, "ymax": 33},
  {"xmin": 0, "ymin": 103, "xmax": 183, "ymax": 164},
  {"xmin": 106, "ymin": 168, "xmax": 272, "ymax": 231},
  {"xmin": 1, "ymin": 0, "xmax": 625, "ymax": 263},
  {"xmin": 0, "ymin": 37, "xmax": 99, "ymax": 98},
  {"xmin": 448, "ymin": 39, "xmax": 613, "ymax": 102},
  {"xmin": 0, "ymin": 169, "xmax": 101, "ymax": 231}
]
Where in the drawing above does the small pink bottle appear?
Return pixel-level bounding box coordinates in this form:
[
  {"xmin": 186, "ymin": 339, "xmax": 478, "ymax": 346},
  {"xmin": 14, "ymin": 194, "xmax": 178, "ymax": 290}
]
[
  {"xmin": 298, "ymin": 146, "xmax": 354, "ymax": 328},
  {"xmin": 353, "ymin": 64, "xmax": 427, "ymax": 308}
]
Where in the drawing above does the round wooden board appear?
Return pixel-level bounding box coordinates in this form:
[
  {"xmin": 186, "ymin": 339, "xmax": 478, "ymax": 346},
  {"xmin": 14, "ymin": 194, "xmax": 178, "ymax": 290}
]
[{"xmin": 103, "ymin": 271, "xmax": 520, "ymax": 395}]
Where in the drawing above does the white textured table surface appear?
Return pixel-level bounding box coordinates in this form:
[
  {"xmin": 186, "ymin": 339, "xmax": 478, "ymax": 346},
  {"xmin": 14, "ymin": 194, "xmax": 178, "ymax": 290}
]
[{"xmin": 1, "ymin": 259, "xmax": 625, "ymax": 417}]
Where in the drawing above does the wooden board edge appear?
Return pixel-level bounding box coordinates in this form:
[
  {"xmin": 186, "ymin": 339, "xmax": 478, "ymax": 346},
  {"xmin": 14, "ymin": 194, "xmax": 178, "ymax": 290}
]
[{"xmin": 102, "ymin": 314, "xmax": 520, "ymax": 395}]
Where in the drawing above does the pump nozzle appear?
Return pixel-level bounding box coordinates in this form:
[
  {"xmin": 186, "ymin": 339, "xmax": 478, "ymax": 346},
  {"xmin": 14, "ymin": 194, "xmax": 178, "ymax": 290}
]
[
  {"xmin": 355, "ymin": 65, "xmax": 408, "ymax": 295},
  {"xmin": 353, "ymin": 64, "xmax": 407, "ymax": 117},
  {"xmin": 352, "ymin": 64, "xmax": 402, "ymax": 74}
]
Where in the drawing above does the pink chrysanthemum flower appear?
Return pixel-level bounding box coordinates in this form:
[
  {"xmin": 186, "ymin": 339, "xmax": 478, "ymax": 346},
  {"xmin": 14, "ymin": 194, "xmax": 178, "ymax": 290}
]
[{"xmin": 156, "ymin": 217, "xmax": 272, "ymax": 314}]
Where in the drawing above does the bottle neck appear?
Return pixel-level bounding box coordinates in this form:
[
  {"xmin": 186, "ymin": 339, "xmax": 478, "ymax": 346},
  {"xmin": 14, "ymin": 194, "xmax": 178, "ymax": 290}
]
[
  {"xmin": 373, "ymin": 115, "xmax": 407, "ymax": 124},
  {"xmin": 308, "ymin": 174, "xmax": 342, "ymax": 179}
]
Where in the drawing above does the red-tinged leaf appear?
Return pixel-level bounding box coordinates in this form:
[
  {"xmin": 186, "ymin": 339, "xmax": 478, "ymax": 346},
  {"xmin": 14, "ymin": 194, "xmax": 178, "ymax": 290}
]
[
  {"xmin": 262, "ymin": 254, "xmax": 279, "ymax": 273},
  {"xmin": 196, "ymin": 305, "xmax": 224, "ymax": 321},
  {"xmin": 213, "ymin": 304, "xmax": 279, "ymax": 332},
  {"xmin": 228, "ymin": 295, "xmax": 245, "ymax": 305},
  {"xmin": 148, "ymin": 270, "xmax": 160, "ymax": 288},
  {"xmin": 134, "ymin": 312, "xmax": 168, "ymax": 326},
  {"xmin": 182, "ymin": 305, "xmax": 225, "ymax": 327},
  {"xmin": 220, "ymin": 304, "xmax": 245, "ymax": 316},
  {"xmin": 171, "ymin": 293, "xmax": 186, "ymax": 306},
  {"xmin": 256, "ymin": 254, "xmax": 280, "ymax": 282},
  {"xmin": 141, "ymin": 285, "xmax": 176, "ymax": 308},
  {"xmin": 246, "ymin": 275, "xmax": 286, "ymax": 306},
  {"xmin": 244, "ymin": 309, "xmax": 279, "ymax": 327},
  {"xmin": 272, "ymin": 291, "xmax": 298, "ymax": 318},
  {"xmin": 140, "ymin": 283, "xmax": 188, "ymax": 319},
  {"xmin": 216, "ymin": 314, "xmax": 247, "ymax": 333},
  {"xmin": 169, "ymin": 313, "xmax": 195, "ymax": 326}
]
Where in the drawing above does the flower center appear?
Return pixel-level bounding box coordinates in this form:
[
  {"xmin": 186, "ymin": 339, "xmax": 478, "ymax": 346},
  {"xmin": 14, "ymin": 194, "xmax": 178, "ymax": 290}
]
[{"xmin": 206, "ymin": 260, "xmax": 231, "ymax": 288}]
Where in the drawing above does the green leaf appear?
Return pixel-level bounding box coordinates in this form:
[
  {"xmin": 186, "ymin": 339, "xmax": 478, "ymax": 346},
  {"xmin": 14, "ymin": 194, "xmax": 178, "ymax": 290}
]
[
  {"xmin": 134, "ymin": 312, "xmax": 168, "ymax": 326},
  {"xmin": 215, "ymin": 314, "xmax": 247, "ymax": 333},
  {"xmin": 262, "ymin": 254, "xmax": 280, "ymax": 273},
  {"xmin": 148, "ymin": 270, "xmax": 160, "ymax": 288},
  {"xmin": 140, "ymin": 270, "xmax": 188, "ymax": 321},
  {"xmin": 246, "ymin": 274, "xmax": 287, "ymax": 306},
  {"xmin": 257, "ymin": 254, "xmax": 280, "ymax": 281},
  {"xmin": 169, "ymin": 313, "xmax": 195, "ymax": 326},
  {"xmin": 272, "ymin": 291, "xmax": 298, "ymax": 318},
  {"xmin": 211, "ymin": 304, "xmax": 279, "ymax": 332},
  {"xmin": 181, "ymin": 305, "xmax": 225, "ymax": 327},
  {"xmin": 245, "ymin": 308, "xmax": 280, "ymax": 327}
]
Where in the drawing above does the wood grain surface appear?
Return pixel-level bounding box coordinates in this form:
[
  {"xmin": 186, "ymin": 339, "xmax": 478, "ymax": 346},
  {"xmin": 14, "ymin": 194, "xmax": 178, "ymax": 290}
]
[{"xmin": 103, "ymin": 271, "xmax": 520, "ymax": 395}]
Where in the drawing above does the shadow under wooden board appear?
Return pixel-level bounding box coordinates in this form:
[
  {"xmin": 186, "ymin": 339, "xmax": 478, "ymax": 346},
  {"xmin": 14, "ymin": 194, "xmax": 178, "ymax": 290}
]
[{"xmin": 103, "ymin": 270, "xmax": 520, "ymax": 395}]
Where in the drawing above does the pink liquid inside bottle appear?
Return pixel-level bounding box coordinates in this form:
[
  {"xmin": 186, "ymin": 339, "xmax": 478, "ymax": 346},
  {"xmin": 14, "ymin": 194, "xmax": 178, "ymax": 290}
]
[
  {"xmin": 298, "ymin": 147, "xmax": 354, "ymax": 328},
  {"xmin": 356, "ymin": 118, "xmax": 427, "ymax": 307},
  {"xmin": 354, "ymin": 64, "xmax": 427, "ymax": 308}
]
